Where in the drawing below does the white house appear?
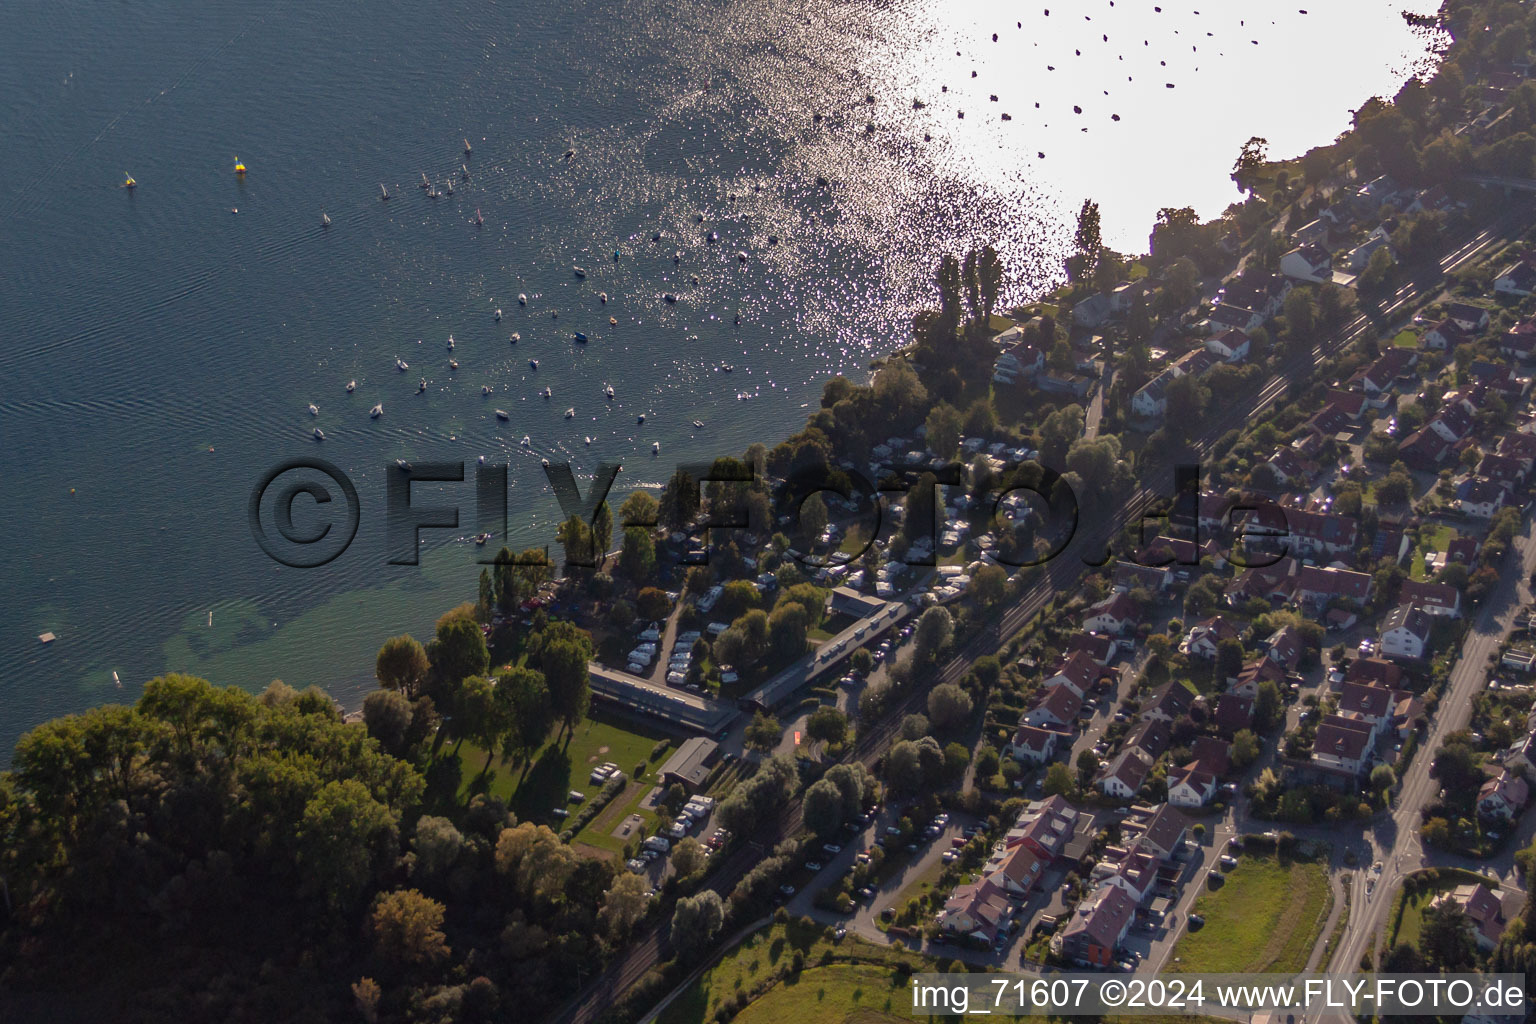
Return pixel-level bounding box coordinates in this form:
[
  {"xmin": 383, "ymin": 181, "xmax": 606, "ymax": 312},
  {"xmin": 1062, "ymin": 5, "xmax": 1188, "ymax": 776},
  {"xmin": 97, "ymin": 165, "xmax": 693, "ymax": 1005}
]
[
  {"xmin": 1379, "ymin": 604, "xmax": 1432, "ymax": 661},
  {"xmin": 1204, "ymin": 329, "xmax": 1251, "ymax": 363},
  {"xmin": 1166, "ymin": 764, "xmax": 1217, "ymax": 808},
  {"xmin": 1006, "ymin": 724, "xmax": 1059, "ymax": 765},
  {"xmin": 1131, "ymin": 368, "xmax": 1182, "ymax": 420},
  {"xmin": 1495, "ymin": 259, "xmax": 1536, "ymax": 297},
  {"xmin": 1280, "ymin": 243, "xmax": 1332, "ymax": 284},
  {"xmin": 1478, "ymin": 769, "xmax": 1529, "ymax": 821}
]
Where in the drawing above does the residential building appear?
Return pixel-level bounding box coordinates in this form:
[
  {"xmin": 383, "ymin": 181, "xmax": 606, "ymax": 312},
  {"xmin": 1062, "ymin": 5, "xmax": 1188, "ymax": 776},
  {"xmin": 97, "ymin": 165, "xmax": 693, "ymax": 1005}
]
[{"xmin": 1059, "ymin": 885, "xmax": 1137, "ymax": 967}]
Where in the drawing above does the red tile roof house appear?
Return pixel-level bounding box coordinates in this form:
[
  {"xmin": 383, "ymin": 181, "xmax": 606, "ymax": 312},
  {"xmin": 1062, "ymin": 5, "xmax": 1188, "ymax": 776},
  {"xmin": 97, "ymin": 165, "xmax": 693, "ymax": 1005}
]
[
  {"xmin": 1424, "ymin": 317, "xmax": 1471, "ymax": 351},
  {"xmin": 1191, "ymin": 736, "xmax": 1232, "ymax": 775},
  {"xmin": 1397, "ymin": 579, "xmax": 1462, "ymax": 619},
  {"xmin": 1091, "ymin": 845, "xmax": 1162, "ymax": 904},
  {"xmin": 1125, "ymin": 718, "xmax": 1172, "ymax": 762},
  {"xmin": 1428, "ymin": 403, "xmax": 1475, "ymax": 444},
  {"xmin": 1311, "ymin": 714, "xmax": 1377, "ymax": 777},
  {"xmin": 1042, "ymin": 650, "xmax": 1103, "ymax": 699},
  {"xmin": 1066, "ymin": 631, "xmax": 1118, "ymax": 666},
  {"xmin": 1346, "ymin": 656, "xmax": 1406, "ymax": 689},
  {"xmin": 1082, "ymin": 592, "xmax": 1141, "ymax": 635},
  {"xmin": 1139, "ymin": 681, "xmax": 1194, "ymax": 724},
  {"xmin": 1264, "ymin": 624, "xmax": 1305, "ymax": 670},
  {"xmin": 1022, "ymin": 684, "xmax": 1083, "ymax": 729},
  {"xmin": 1295, "ymin": 565, "xmax": 1373, "ymax": 612},
  {"xmin": 1098, "ymin": 748, "xmax": 1153, "ymax": 800},
  {"xmin": 1476, "ymin": 452, "xmax": 1528, "ymax": 491},
  {"xmin": 984, "ymin": 844, "xmax": 1046, "ymax": 898},
  {"xmin": 1005, "ymin": 723, "xmax": 1060, "ymax": 765},
  {"xmin": 1284, "ymin": 507, "xmax": 1360, "ymax": 560},
  {"xmin": 1180, "ymin": 615, "xmax": 1241, "ymax": 659},
  {"xmin": 1336, "ymin": 682, "xmax": 1396, "ymax": 739},
  {"xmin": 1265, "ymin": 446, "xmax": 1318, "ymax": 488},
  {"xmin": 1446, "ymin": 535, "xmax": 1481, "ymax": 565},
  {"xmin": 1457, "ymin": 477, "xmax": 1507, "ymax": 519},
  {"xmin": 1498, "ymin": 430, "xmax": 1536, "ymax": 466},
  {"xmin": 1478, "ymin": 769, "xmax": 1530, "ymax": 821},
  {"xmin": 1225, "ymin": 556, "xmax": 1300, "ymax": 608},
  {"xmin": 941, "ymin": 877, "xmax": 1012, "ymax": 942},
  {"xmin": 1397, "ymin": 426, "xmax": 1453, "ymax": 471},
  {"xmin": 1357, "ymin": 348, "xmax": 1418, "ymax": 394},
  {"xmin": 1205, "ymin": 328, "xmax": 1252, "ymax": 363},
  {"xmin": 1005, "ymin": 795, "xmax": 1080, "ymax": 861},
  {"xmin": 1112, "ymin": 560, "xmax": 1172, "ymax": 595},
  {"xmin": 1228, "ymin": 657, "xmax": 1286, "ymax": 699},
  {"xmin": 1500, "ymin": 320, "xmax": 1536, "ymax": 359},
  {"xmin": 1431, "ymin": 883, "xmax": 1509, "ymax": 952},
  {"xmin": 1059, "ymin": 884, "xmax": 1137, "ymax": 967},
  {"xmin": 1447, "ymin": 302, "xmax": 1492, "ymax": 333},
  {"xmin": 1167, "ymin": 763, "xmax": 1218, "ymax": 807}
]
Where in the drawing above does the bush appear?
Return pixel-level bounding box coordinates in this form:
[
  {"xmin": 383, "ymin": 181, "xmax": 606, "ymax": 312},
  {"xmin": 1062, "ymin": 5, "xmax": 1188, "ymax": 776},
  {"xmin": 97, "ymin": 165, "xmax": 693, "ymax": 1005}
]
[
  {"xmin": 558, "ymin": 772, "xmax": 628, "ymax": 841},
  {"xmin": 650, "ymin": 739, "xmax": 671, "ymax": 761}
]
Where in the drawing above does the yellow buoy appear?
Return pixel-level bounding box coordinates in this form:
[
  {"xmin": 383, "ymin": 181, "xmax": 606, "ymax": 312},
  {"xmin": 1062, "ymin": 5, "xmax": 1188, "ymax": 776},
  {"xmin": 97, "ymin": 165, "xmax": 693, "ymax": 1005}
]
[{"xmin": 234, "ymin": 157, "xmax": 246, "ymax": 176}]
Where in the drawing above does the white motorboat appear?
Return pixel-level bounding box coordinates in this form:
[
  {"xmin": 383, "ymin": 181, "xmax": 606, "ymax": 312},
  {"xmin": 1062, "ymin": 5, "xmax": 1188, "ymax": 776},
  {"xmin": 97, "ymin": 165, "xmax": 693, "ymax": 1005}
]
[
  {"xmin": 509, "ymin": 332, "xmax": 520, "ymax": 343},
  {"xmin": 520, "ymin": 435, "xmax": 532, "ymax": 447},
  {"xmin": 370, "ymin": 404, "xmax": 383, "ymax": 418},
  {"xmin": 418, "ymin": 379, "xmax": 427, "ymax": 392},
  {"xmin": 482, "ymin": 385, "xmax": 491, "ymax": 396},
  {"xmin": 496, "ymin": 409, "xmax": 510, "ymax": 420},
  {"xmin": 604, "ymin": 384, "xmax": 614, "ymax": 399},
  {"xmin": 693, "ymin": 420, "xmax": 704, "ymax": 428},
  {"xmin": 564, "ymin": 407, "xmax": 575, "ymax": 418},
  {"xmin": 448, "ymin": 359, "xmax": 459, "ymax": 370},
  {"xmin": 541, "ymin": 386, "xmax": 552, "ymax": 398},
  {"xmin": 346, "ymin": 380, "xmax": 357, "ymax": 392},
  {"xmin": 395, "ymin": 459, "xmax": 411, "ymax": 471},
  {"xmin": 529, "ymin": 359, "xmax": 539, "ymax": 370},
  {"xmin": 308, "ymin": 403, "xmax": 319, "ymax": 416},
  {"xmin": 573, "ymin": 266, "xmax": 586, "ymax": 278},
  {"xmin": 313, "ymin": 427, "xmax": 325, "ymax": 441},
  {"xmin": 494, "ymin": 308, "xmax": 502, "ymax": 321},
  {"xmin": 395, "ymin": 357, "xmax": 409, "ymax": 371},
  {"xmin": 518, "ymin": 293, "xmax": 527, "ymax": 305}
]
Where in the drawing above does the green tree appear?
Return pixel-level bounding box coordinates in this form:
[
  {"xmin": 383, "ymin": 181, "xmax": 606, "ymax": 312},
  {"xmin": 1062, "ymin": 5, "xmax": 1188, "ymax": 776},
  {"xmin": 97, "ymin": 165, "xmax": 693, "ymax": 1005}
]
[
  {"xmin": 376, "ymin": 635, "xmax": 431, "ymax": 699},
  {"xmin": 538, "ymin": 633, "xmax": 593, "ymax": 740},
  {"xmin": 619, "ymin": 526, "xmax": 656, "ymax": 583},
  {"xmin": 600, "ymin": 872, "xmax": 650, "ymax": 938},
  {"xmin": 806, "ymin": 706, "xmax": 849, "ymax": 746},
  {"xmin": 914, "ymin": 606, "xmax": 955, "ymax": 662},
  {"xmin": 671, "ymin": 891, "xmax": 724, "ymax": 961},
  {"xmin": 494, "ymin": 666, "xmax": 553, "ymax": 768},
  {"xmin": 660, "ymin": 468, "xmax": 700, "ymax": 531},
  {"xmin": 428, "ymin": 610, "xmax": 490, "ymax": 704},
  {"xmin": 925, "ymin": 402, "xmax": 964, "ymax": 457},
  {"xmin": 1076, "ymin": 748, "xmax": 1100, "ymax": 787},
  {"xmin": 1231, "ymin": 136, "xmax": 1269, "ymax": 193},
  {"xmin": 672, "ymin": 836, "xmax": 707, "ymax": 878},
  {"xmin": 299, "ymin": 778, "xmax": 401, "ymax": 910},
  {"xmin": 800, "ymin": 492, "xmax": 829, "ymax": 540},
  {"xmin": 1419, "ymin": 900, "xmax": 1476, "ymax": 969},
  {"xmin": 368, "ymin": 889, "xmax": 450, "ymax": 967},
  {"xmin": 362, "ymin": 689, "xmax": 414, "ymax": 757},
  {"xmin": 1043, "ymin": 762, "xmax": 1074, "ymax": 797},
  {"xmin": 926, "ymin": 683, "xmax": 973, "ymax": 732},
  {"xmin": 619, "ymin": 490, "xmax": 660, "ymax": 527},
  {"xmin": 803, "ymin": 777, "xmax": 846, "ymax": 838},
  {"xmin": 744, "ymin": 712, "xmax": 782, "ymax": 753},
  {"xmin": 1231, "ymin": 729, "xmax": 1261, "ymax": 769},
  {"xmin": 591, "ymin": 501, "xmax": 614, "ymax": 562},
  {"xmin": 1067, "ymin": 199, "xmax": 1103, "ymax": 281}
]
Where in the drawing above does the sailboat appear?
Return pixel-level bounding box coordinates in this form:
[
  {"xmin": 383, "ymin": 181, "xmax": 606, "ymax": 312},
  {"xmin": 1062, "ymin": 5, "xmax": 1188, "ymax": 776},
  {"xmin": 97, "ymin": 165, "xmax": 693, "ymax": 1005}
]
[
  {"xmin": 370, "ymin": 403, "xmax": 383, "ymax": 418},
  {"xmin": 234, "ymin": 157, "xmax": 246, "ymax": 176},
  {"xmin": 464, "ymin": 138, "xmax": 473, "ymax": 156},
  {"xmin": 113, "ymin": 671, "xmax": 122, "ymax": 689},
  {"xmin": 379, "ymin": 183, "xmax": 391, "ymax": 200},
  {"xmin": 321, "ymin": 211, "xmax": 332, "ymax": 227},
  {"xmin": 474, "ymin": 208, "xmax": 484, "ymax": 227},
  {"xmin": 122, "ymin": 173, "xmax": 136, "ymax": 189}
]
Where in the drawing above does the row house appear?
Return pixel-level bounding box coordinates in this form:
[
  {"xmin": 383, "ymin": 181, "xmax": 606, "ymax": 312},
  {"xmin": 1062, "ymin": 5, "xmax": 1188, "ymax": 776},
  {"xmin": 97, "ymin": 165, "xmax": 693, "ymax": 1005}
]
[
  {"xmin": 1280, "ymin": 243, "xmax": 1333, "ymax": 284},
  {"xmin": 1457, "ymin": 477, "xmax": 1507, "ymax": 519},
  {"xmin": 941, "ymin": 878, "xmax": 1013, "ymax": 943},
  {"xmin": 1059, "ymin": 885, "xmax": 1137, "ymax": 967},
  {"xmin": 1004, "ymin": 795, "xmax": 1080, "ymax": 861},
  {"xmin": 1284, "ymin": 507, "xmax": 1359, "ymax": 560},
  {"xmin": 1264, "ymin": 624, "xmax": 1304, "ymax": 670},
  {"xmin": 1425, "ymin": 318, "xmax": 1471, "ymax": 351},
  {"xmin": 1295, "ymin": 565, "xmax": 1373, "ymax": 611},
  {"xmin": 1022, "ymin": 685, "xmax": 1083, "ymax": 729},
  {"xmin": 1042, "ymin": 649, "xmax": 1103, "ymax": 699},
  {"xmin": 1229, "ymin": 657, "xmax": 1285, "ymax": 699},
  {"xmin": 1204, "ymin": 328, "xmax": 1251, "ymax": 363}
]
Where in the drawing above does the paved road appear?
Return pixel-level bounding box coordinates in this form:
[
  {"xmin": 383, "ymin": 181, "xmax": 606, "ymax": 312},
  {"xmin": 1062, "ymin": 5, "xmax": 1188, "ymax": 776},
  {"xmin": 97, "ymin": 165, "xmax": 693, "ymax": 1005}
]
[{"xmin": 1318, "ymin": 508, "xmax": 1536, "ymax": 1001}]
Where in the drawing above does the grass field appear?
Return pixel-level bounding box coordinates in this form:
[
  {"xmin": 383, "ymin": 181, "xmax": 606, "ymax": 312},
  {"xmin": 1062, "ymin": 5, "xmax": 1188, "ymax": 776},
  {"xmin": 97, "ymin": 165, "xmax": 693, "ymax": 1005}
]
[
  {"xmin": 1169, "ymin": 852, "xmax": 1332, "ymax": 974},
  {"xmin": 658, "ymin": 922, "xmax": 1218, "ymax": 1024},
  {"xmin": 1392, "ymin": 329, "xmax": 1420, "ymax": 348},
  {"xmin": 425, "ymin": 713, "xmax": 674, "ymax": 829},
  {"xmin": 1387, "ymin": 869, "xmax": 1499, "ymax": 948},
  {"xmin": 1410, "ymin": 524, "xmax": 1454, "ymax": 581}
]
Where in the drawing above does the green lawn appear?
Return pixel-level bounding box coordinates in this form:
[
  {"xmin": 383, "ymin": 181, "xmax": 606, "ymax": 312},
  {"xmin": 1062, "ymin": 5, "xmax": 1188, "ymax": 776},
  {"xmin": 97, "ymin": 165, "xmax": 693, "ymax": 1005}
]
[
  {"xmin": 1411, "ymin": 524, "xmax": 1454, "ymax": 581},
  {"xmin": 1387, "ymin": 869, "xmax": 1498, "ymax": 948},
  {"xmin": 658, "ymin": 922, "xmax": 1216, "ymax": 1024},
  {"xmin": 1392, "ymin": 329, "xmax": 1420, "ymax": 348},
  {"xmin": 1169, "ymin": 852, "xmax": 1332, "ymax": 974},
  {"xmin": 426, "ymin": 714, "xmax": 674, "ymax": 829}
]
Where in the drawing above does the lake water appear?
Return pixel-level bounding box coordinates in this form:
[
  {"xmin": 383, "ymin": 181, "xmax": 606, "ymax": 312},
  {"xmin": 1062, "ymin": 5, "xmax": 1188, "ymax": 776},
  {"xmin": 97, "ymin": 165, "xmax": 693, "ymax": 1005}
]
[{"xmin": 0, "ymin": 0, "xmax": 1441, "ymax": 760}]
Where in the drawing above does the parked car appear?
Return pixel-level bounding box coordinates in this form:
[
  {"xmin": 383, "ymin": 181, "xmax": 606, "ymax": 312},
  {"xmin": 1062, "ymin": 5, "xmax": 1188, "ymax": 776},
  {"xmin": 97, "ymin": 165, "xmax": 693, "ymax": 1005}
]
[{"xmin": 823, "ymin": 842, "xmax": 843, "ymax": 855}]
